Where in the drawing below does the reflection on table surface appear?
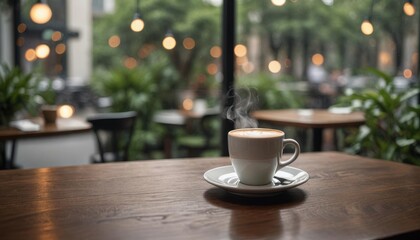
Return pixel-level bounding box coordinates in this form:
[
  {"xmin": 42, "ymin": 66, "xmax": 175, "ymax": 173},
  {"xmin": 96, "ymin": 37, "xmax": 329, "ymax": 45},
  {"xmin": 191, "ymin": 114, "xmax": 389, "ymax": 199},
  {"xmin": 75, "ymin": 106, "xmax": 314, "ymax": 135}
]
[
  {"xmin": 0, "ymin": 117, "xmax": 92, "ymax": 140},
  {"xmin": 0, "ymin": 152, "xmax": 419, "ymax": 240}
]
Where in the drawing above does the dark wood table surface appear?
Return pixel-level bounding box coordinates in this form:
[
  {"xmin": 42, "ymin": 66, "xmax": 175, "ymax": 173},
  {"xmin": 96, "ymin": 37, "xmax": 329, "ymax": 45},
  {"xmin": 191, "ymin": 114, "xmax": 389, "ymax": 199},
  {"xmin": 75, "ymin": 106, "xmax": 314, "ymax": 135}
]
[
  {"xmin": 0, "ymin": 117, "xmax": 92, "ymax": 140},
  {"xmin": 251, "ymin": 109, "xmax": 365, "ymax": 151},
  {"xmin": 1, "ymin": 152, "xmax": 419, "ymax": 239},
  {"xmin": 0, "ymin": 117, "xmax": 91, "ymax": 169}
]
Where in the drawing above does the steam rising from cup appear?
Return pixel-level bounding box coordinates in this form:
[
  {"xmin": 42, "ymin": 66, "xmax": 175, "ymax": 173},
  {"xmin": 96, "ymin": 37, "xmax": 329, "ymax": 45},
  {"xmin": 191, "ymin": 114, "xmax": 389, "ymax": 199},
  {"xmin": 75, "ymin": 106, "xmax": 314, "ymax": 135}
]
[{"xmin": 226, "ymin": 88, "xmax": 259, "ymax": 129}]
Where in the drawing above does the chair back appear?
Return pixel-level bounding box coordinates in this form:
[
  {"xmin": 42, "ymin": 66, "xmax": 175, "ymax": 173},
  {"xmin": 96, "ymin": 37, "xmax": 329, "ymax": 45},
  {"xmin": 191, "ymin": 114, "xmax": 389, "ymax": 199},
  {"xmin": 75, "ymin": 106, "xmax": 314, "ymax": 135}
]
[
  {"xmin": 87, "ymin": 111, "xmax": 137, "ymax": 163},
  {"xmin": 200, "ymin": 112, "xmax": 220, "ymax": 148}
]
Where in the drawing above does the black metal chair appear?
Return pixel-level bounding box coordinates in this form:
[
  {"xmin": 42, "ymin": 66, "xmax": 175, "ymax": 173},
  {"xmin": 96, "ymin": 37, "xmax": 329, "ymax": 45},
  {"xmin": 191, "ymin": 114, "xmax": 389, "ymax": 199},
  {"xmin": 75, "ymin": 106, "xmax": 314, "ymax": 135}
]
[{"xmin": 87, "ymin": 111, "xmax": 137, "ymax": 163}]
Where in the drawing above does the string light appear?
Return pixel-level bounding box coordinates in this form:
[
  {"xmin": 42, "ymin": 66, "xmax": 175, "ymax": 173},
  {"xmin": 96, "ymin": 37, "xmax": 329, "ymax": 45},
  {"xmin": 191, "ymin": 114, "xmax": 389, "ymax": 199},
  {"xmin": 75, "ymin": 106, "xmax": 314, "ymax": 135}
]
[
  {"xmin": 162, "ymin": 31, "xmax": 176, "ymax": 50},
  {"xmin": 403, "ymin": 0, "xmax": 416, "ymax": 16},
  {"xmin": 131, "ymin": 0, "xmax": 144, "ymax": 32},
  {"xmin": 361, "ymin": 0, "xmax": 375, "ymax": 36},
  {"xmin": 271, "ymin": 0, "xmax": 286, "ymax": 7},
  {"xmin": 361, "ymin": 20, "xmax": 374, "ymax": 35},
  {"xmin": 131, "ymin": 14, "xmax": 144, "ymax": 32},
  {"xmin": 29, "ymin": 0, "xmax": 52, "ymax": 24}
]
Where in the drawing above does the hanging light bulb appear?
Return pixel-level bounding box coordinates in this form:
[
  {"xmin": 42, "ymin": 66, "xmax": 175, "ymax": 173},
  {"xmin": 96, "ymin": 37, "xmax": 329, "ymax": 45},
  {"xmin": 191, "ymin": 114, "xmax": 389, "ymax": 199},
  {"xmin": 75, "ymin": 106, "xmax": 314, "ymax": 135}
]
[
  {"xmin": 162, "ymin": 31, "xmax": 176, "ymax": 50},
  {"xmin": 403, "ymin": 0, "xmax": 416, "ymax": 16},
  {"xmin": 271, "ymin": 0, "xmax": 286, "ymax": 6},
  {"xmin": 131, "ymin": 0, "xmax": 144, "ymax": 32},
  {"xmin": 131, "ymin": 13, "xmax": 145, "ymax": 32},
  {"xmin": 361, "ymin": 0, "xmax": 375, "ymax": 36},
  {"xmin": 30, "ymin": 0, "xmax": 52, "ymax": 24},
  {"xmin": 361, "ymin": 19, "xmax": 374, "ymax": 35}
]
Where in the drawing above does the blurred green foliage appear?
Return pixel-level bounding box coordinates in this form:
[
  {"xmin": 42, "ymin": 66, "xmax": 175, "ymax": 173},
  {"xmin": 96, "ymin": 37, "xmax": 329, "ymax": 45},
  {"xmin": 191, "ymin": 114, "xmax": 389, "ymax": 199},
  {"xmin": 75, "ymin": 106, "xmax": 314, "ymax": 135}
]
[
  {"xmin": 339, "ymin": 68, "xmax": 420, "ymax": 165},
  {"xmin": 92, "ymin": 0, "xmax": 220, "ymax": 87},
  {"xmin": 91, "ymin": 55, "xmax": 180, "ymax": 159},
  {"xmin": 0, "ymin": 64, "xmax": 39, "ymax": 126}
]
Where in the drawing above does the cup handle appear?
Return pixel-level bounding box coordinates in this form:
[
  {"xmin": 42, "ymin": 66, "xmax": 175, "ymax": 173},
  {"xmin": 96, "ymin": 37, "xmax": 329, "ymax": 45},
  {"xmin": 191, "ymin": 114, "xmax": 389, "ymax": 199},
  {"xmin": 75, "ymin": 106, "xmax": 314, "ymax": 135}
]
[{"xmin": 277, "ymin": 138, "xmax": 300, "ymax": 171}]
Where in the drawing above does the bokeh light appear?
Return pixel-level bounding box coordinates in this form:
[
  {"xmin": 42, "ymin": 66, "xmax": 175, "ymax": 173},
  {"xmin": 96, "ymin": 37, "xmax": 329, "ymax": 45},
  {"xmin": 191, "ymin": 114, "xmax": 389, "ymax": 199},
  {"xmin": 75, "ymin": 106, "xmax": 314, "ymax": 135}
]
[
  {"xmin": 210, "ymin": 46, "xmax": 222, "ymax": 58},
  {"xmin": 403, "ymin": 2, "xmax": 416, "ymax": 16},
  {"xmin": 268, "ymin": 60, "xmax": 281, "ymax": 73},
  {"xmin": 58, "ymin": 105, "xmax": 75, "ymax": 118},
  {"xmin": 30, "ymin": 3, "xmax": 52, "ymax": 24},
  {"xmin": 130, "ymin": 18, "xmax": 145, "ymax": 32},
  {"xmin": 51, "ymin": 31, "xmax": 62, "ymax": 41},
  {"xmin": 379, "ymin": 52, "xmax": 392, "ymax": 65},
  {"xmin": 234, "ymin": 44, "xmax": 247, "ymax": 57},
  {"xmin": 207, "ymin": 63, "xmax": 218, "ymax": 75},
  {"xmin": 25, "ymin": 49, "xmax": 37, "ymax": 62},
  {"xmin": 403, "ymin": 69, "xmax": 413, "ymax": 79},
  {"xmin": 271, "ymin": 0, "xmax": 286, "ymax": 7},
  {"xmin": 182, "ymin": 98, "xmax": 194, "ymax": 111},
  {"xmin": 361, "ymin": 20, "xmax": 374, "ymax": 35},
  {"xmin": 183, "ymin": 37, "xmax": 196, "ymax": 50},
  {"xmin": 35, "ymin": 44, "xmax": 50, "ymax": 59},
  {"xmin": 162, "ymin": 35, "xmax": 176, "ymax": 50},
  {"xmin": 123, "ymin": 57, "xmax": 138, "ymax": 69},
  {"xmin": 312, "ymin": 53, "xmax": 324, "ymax": 65},
  {"xmin": 55, "ymin": 43, "xmax": 66, "ymax": 54},
  {"xmin": 17, "ymin": 23, "xmax": 26, "ymax": 33},
  {"xmin": 108, "ymin": 35, "xmax": 121, "ymax": 48}
]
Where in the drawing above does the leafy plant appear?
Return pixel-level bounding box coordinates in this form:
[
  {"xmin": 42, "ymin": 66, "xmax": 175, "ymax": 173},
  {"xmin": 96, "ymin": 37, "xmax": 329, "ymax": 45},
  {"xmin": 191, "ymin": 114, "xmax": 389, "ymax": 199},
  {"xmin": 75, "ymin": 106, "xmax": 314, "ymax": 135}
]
[
  {"xmin": 91, "ymin": 56, "xmax": 180, "ymax": 159},
  {"xmin": 0, "ymin": 64, "xmax": 39, "ymax": 126},
  {"xmin": 339, "ymin": 68, "xmax": 420, "ymax": 165},
  {"xmin": 37, "ymin": 79, "xmax": 57, "ymax": 106}
]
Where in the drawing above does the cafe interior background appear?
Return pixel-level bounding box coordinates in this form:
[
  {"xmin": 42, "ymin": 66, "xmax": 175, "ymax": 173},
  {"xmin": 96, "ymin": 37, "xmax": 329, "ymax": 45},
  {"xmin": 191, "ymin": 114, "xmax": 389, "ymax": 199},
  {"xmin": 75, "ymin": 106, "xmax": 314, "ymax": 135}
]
[{"xmin": 0, "ymin": 0, "xmax": 419, "ymax": 169}]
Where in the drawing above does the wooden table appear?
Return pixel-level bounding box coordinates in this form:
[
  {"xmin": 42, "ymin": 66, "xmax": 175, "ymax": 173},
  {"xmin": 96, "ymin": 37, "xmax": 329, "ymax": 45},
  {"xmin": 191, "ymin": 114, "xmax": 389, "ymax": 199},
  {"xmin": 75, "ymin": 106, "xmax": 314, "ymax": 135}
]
[
  {"xmin": 251, "ymin": 109, "xmax": 365, "ymax": 151},
  {"xmin": 1, "ymin": 152, "xmax": 419, "ymax": 240},
  {"xmin": 0, "ymin": 117, "xmax": 91, "ymax": 169}
]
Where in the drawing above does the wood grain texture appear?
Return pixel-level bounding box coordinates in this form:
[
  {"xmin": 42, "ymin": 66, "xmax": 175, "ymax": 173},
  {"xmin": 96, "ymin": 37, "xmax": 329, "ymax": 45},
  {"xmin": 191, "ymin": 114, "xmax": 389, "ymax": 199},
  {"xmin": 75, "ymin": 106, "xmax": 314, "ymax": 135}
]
[
  {"xmin": 0, "ymin": 152, "xmax": 419, "ymax": 240},
  {"xmin": 0, "ymin": 117, "xmax": 91, "ymax": 140},
  {"xmin": 251, "ymin": 109, "xmax": 365, "ymax": 128}
]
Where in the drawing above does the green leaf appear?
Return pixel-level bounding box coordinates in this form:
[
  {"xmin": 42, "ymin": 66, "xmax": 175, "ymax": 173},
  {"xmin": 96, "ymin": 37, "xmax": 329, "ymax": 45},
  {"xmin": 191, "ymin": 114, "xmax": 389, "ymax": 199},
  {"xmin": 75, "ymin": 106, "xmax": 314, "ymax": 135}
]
[
  {"xmin": 396, "ymin": 138, "xmax": 415, "ymax": 147},
  {"xmin": 400, "ymin": 88, "xmax": 420, "ymax": 102}
]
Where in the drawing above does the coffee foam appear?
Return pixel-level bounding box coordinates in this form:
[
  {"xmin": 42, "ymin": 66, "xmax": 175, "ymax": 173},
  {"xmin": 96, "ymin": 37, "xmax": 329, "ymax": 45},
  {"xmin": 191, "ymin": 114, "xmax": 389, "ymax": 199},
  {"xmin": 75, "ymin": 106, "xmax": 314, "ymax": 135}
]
[{"xmin": 230, "ymin": 129, "xmax": 282, "ymax": 138}]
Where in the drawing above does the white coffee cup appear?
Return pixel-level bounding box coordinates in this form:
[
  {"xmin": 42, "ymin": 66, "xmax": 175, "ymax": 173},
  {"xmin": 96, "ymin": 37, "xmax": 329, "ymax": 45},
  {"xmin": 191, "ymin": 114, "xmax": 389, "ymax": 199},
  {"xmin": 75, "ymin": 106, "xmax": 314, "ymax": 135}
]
[{"xmin": 228, "ymin": 128, "xmax": 300, "ymax": 186}]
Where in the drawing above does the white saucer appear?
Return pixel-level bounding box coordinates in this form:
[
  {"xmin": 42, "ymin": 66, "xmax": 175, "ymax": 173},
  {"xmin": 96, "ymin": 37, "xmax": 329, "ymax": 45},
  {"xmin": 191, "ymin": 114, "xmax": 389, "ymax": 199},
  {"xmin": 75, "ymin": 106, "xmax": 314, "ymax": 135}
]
[{"xmin": 203, "ymin": 165, "xmax": 309, "ymax": 197}]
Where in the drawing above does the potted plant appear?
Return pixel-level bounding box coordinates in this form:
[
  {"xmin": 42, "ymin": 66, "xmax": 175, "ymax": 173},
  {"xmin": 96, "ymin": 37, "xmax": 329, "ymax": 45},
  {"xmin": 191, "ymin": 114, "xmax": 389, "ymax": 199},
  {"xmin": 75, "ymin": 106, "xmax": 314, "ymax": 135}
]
[
  {"xmin": 339, "ymin": 68, "xmax": 420, "ymax": 165},
  {"xmin": 0, "ymin": 64, "xmax": 39, "ymax": 127},
  {"xmin": 37, "ymin": 79, "xmax": 58, "ymax": 124}
]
